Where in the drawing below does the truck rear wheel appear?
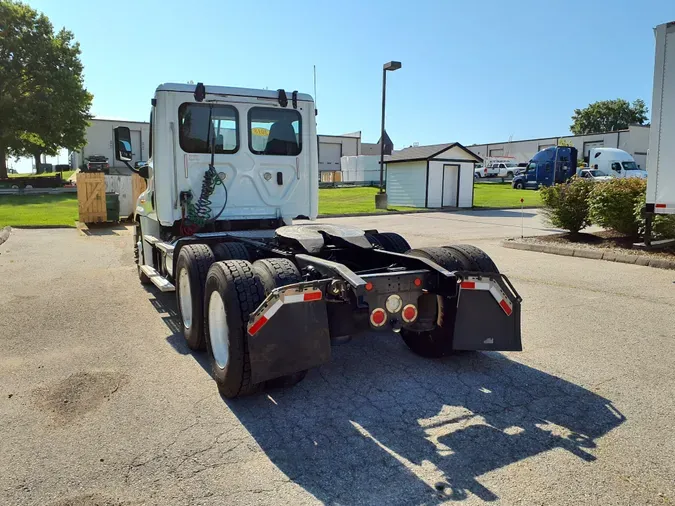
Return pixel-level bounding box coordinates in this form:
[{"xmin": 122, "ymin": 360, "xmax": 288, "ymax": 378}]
[
  {"xmin": 176, "ymin": 244, "xmax": 216, "ymax": 351},
  {"xmin": 366, "ymin": 232, "xmax": 411, "ymax": 253},
  {"xmin": 213, "ymin": 242, "xmax": 251, "ymax": 262},
  {"xmin": 204, "ymin": 260, "xmax": 265, "ymax": 398},
  {"xmin": 252, "ymin": 258, "xmax": 308, "ymax": 388},
  {"xmin": 399, "ymin": 247, "xmax": 467, "ymax": 358},
  {"xmin": 444, "ymin": 244, "xmax": 499, "ymax": 273},
  {"xmin": 134, "ymin": 223, "xmax": 151, "ymax": 285}
]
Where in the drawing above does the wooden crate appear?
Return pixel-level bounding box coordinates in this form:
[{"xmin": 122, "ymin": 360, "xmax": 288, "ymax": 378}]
[{"xmin": 77, "ymin": 172, "xmax": 106, "ymax": 223}]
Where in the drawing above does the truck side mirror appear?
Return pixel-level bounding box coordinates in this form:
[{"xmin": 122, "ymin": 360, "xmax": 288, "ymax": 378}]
[{"xmin": 114, "ymin": 127, "xmax": 133, "ymax": 162}]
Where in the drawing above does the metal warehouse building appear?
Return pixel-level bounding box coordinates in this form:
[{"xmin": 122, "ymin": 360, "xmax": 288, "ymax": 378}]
[
  {"xmin": 70, "ymin": 118, "xmax": 150, "ymax": 172},
  {"xmin": 467, "ymin": 124, "xmax": 650, "ymax": 169},
  {"xmin": 384, "ymin": 143, "xmax": 481, "ymax": 208},
  {"xmin": 317, "ymin": 132, "xmax": 381, "ymax": 172}
]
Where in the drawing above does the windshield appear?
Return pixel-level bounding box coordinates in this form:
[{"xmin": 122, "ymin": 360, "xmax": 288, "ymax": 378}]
[{"xmin": 622, "ymin": 161, "xmax": 639, "ymax": 170}]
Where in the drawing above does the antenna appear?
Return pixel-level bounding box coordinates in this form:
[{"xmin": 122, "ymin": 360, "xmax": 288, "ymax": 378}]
[{"xmin": 313, "ymin": 65, "xmax": 318, "ymax": 117}]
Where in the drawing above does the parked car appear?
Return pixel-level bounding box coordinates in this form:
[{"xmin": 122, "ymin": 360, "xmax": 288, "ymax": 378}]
[
  {"xmin": 578, "ymin": 169, "xmax": 613, "ymax": 181},
  {"xmin": 489, "ymin": 162, "xmax": 518, "ymax": 178},
  {"xmin": 85, "ymin": 155, "xmax": 110, "ymax": 173},
  {"xmin": 474, "ymin": 164, "xmax": 499, "ymax": 178}
]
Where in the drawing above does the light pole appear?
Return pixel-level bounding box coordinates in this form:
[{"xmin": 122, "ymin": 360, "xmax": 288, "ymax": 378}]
[{"xmin": 375, "ymin": 61, "xmax": 402, "ymax": 210}]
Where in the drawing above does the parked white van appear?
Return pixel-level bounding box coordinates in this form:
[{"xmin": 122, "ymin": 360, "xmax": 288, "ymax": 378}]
[{"xmin": 586, "ymin": 148, "xmax": 647, "ymax": 179}]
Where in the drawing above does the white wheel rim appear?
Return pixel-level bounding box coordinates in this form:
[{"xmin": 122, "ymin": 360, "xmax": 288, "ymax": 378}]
[
  {"xmin": 178, "ymin": 268, "xmax": 192, "ymax": 329},
  {"xmin": 208, "ymin": 291, "xmax": 230, "ymax": 369}
]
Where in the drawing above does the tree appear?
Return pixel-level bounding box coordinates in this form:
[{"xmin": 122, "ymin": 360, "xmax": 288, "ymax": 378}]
[
  {"xmin": 570, "ymin": 99, "xmax": 648, "ymax": 135},
  {"xmin": 0, "ymin": 1, "xmax": 92, "ymax": 178}
]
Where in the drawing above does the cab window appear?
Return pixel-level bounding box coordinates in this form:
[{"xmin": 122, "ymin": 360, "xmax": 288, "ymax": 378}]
[
  {"xmin": 248, "ymin": 107, "xmax": 302, "ymax": 156},
  {"xmin": 611, "ymin": 162, "xmax": 622, "ymax": 172},
  {"xmin": 178, "ymin": 103, "xmax": 239, "ymax": 154}
]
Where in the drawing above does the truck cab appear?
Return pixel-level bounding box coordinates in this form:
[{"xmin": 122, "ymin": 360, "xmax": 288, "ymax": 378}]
[
  {"xmin": 137, "ymin": 84, "xmax": 318, "ymax": 243},
  {"xmin": 587, "ymin": 148, "xmax": 647, "ymax": 179},
  {"xmin": 511, "ymin": 146, "xmax": 577, "ymax": 189}
]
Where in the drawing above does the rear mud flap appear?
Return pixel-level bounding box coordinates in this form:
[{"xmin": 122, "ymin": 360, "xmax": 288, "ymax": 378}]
[
  {"xmin": 248, "ymin": 299, "xmax": 331, "ymax": 384},
  {"xmin": 452, "ymin": 273, "xmax": 522, "ymax": 351}
]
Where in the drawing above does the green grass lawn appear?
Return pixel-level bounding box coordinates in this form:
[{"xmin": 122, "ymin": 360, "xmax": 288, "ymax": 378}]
[
  {"xmin": 9, "ymin": 170, "xmax": 76, "ymax": 180},
  {"xmin": 319, "ymin": 186, "xmax": 418, "ymax": 215},
  {"xmin": 0, "ymin": 183, "xmax": 541, "ymax": 228},
  {"xmin": 0, "ymin": 194, "xmax": 78, "ymax": 228},
  {"xmin": 473, "ymin": 182, "xmax": 542, "ymax": 208}
]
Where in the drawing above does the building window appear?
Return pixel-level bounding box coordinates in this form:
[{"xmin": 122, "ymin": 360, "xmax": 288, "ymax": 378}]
[
  {"xmin": 248, "ymin": 107, "xmax": 301, "ymax": 156},
  {"xmin": 178, "ymin": 103, "xmax": 239, "ymax": 154}
]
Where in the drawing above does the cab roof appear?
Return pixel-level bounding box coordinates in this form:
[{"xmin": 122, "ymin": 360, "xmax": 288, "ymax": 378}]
[{"xmin": 156, "ymin": 83, "xmax": 314, "ymax": 102}]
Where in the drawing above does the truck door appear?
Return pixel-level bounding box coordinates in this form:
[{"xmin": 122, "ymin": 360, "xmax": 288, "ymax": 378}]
[
  {"xmin": 610, "ymin": 162, "xmax": 623, "ymax": 178},
  {"xmin": 536, "ymin": 161, "xmax": 554, "ymax": 187},
  {"xmin": 524, "ymin": 163, "xmax": 538, "ymax": 189}
]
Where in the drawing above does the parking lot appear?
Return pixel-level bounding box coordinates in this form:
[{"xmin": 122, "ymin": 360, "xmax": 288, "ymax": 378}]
[{"xmin": 1, "ymin": 209, "xmax": 674, "ymax": 505}]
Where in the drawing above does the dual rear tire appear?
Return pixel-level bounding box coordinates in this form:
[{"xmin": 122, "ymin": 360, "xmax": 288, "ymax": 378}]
[
  {"xmin": 176, "ymin": 244, "xmax": 307, "ymax": 398},
  {"xmin": 400, "ymin": 245, "xmax": 498, "ymax": 358}
]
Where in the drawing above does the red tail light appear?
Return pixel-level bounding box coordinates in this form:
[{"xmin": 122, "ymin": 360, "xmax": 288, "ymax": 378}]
[
  {"xmin": 402, "ymin": 304, "xmax": 418, "ymax": 323},
  {"xmin": 370, "ymin": 308, "xmax": 386, "ymax": 327}
]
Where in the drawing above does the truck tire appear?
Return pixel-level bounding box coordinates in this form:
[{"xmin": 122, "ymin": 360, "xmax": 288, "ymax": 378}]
[
  {"xmin": 444, "ymin": 244, "xmax": 499, "ymax": 273},
  {"xmin": 212, "ymin": 242, "xmax": 250, "ymax": 262},
  {"xmin": 399, "ymin": 247, "xmax": 467, "ymax": 358},
  {"xmin": 365, "ymin": 233, "xmax": 385, "ymax": 248},
  {"xmin": 252, "ymin": 258, "xmax": 308, "ymax": 388},
  {"xmin": 204, "ymin": 260, "xmax": 265, "ymax": 398},
  {"xmin": 375, "ymin": 232, "xmax": 411, "ymax": 253},
  {"xmin": 513, "ymin": 181, "xmax": 524, "ymax": 189},
  {"xmin": 176, "ymin": 244, "xmax": 216, "ymax": 351},
  {"xmin": 134, "ymin": 223, "xmax": 151, "ymax": 285}
]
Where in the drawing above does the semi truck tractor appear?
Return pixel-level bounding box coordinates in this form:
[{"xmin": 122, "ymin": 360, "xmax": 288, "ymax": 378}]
[
  {"xmin": 121, "ymin": 83, "xmax": 522, "ymax": 398},
  {"xmin": 511, "ymin": 146, "xmax": 577, "ymax": 189}
]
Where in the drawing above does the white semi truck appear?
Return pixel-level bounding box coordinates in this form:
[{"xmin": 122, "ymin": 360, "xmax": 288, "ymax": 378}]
[
  {"xmin": 644, "ymin": 21, "xmax": 675, "ymax": 243},
  {"xmin": 117, "ymin": 83, "xmax": 522, "ymax": 398}
]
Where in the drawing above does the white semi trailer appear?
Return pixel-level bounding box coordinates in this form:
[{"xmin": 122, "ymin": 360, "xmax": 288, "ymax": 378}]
[
  {"xmin": 645, "ymin": 20, "xmax": 675, "ymax": 236},
  {"xmin": 116, "ymin": 83, "xmax": 522, "ymax": 398}
]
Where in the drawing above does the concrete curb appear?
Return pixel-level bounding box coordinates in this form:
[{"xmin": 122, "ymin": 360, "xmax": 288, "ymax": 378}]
[
  {"xmin": 0, "ymin": 226, "xmax": 11, "ymax": 247},
  {"xmin": 502, "ymin": 239, "xmax": 675, "ymax": 270},
  {"xmin": 319, "ymin": 206, "xmax": 541, "ymax": 219}
]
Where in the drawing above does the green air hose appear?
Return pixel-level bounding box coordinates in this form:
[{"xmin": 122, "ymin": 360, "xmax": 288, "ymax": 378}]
[{"xmin": 182, "ymin": 165, "xmax": 228, "ymax": 234}]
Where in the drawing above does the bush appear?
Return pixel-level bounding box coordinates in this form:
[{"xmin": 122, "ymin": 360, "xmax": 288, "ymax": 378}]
[
  {"xmin": 634, "ymin": 193, "xmax": 675, "ymax": 240},
  {"xmin": 589, "ymin": 178, "xmax": 646, "ymax": 238},
  {"xmin": 539, "ymin": 177, "xmax": 594, "ymax": 234}
]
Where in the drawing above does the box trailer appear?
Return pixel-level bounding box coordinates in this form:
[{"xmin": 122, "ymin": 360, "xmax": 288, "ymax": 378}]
[{"xmin": 646, "ymin": 21, "xmax": 675, "ymax": 217}]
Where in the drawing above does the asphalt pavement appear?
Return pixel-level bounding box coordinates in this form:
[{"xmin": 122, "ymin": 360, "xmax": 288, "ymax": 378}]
[{"xmin": 0, "ymin": 210, "xmax": 673, "ymax": 505}]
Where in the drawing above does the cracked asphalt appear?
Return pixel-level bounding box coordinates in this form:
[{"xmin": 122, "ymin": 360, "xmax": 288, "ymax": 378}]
[{"xmin": 1, "ymin": 209, "xmax": 674, "ymax": 505}]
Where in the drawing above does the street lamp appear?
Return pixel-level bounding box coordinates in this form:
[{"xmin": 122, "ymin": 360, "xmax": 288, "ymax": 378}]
[{"xmin": 375, "ymin": 61, "xmax": 402, "ymax": 210}]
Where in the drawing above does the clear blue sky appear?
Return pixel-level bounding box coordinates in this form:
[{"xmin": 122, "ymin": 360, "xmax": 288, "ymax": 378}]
[{"xmin": 25, "ymin": 0, "xmax": 675, "ymax": 148}]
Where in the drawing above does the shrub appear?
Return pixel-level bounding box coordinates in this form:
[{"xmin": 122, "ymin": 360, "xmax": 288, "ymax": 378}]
[
  {"xmin": 634, "ymin": 193, "xmax": 675, "ymax": 240},
  {"xmin": 539, "ymin": 177, "xmax": 594, "ymax": 234},
  {"xmin": 589, "ymin": 178, "xmax": 646, "ymax": 238}
]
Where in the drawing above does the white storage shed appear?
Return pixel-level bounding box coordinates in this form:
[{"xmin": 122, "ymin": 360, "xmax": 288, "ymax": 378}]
[{"xmin": 384, "ymin": 143, "xmax": 482, "ymax": 208}]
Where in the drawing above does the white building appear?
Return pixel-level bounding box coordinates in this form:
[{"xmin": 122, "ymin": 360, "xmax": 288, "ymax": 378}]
[
  {"xmin": 317, "ymin": 132, "xmax": 380, "ymax": 172},
  {"xmin": 467, "ymin": 125, "xmax": 650, "ymax": 169},
  {"xmin": 384, "ymin": 143, "xmax": 481, "ymax": 208},
  {"xmin": 71, "ymin": 118, "xmax": 150, "ymax": 173}
]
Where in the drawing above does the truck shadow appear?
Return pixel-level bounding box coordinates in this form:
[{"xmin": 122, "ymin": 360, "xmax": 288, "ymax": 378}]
[
  {"xmin": 227, "ymin": 336, "xmax": 625, "ymax": 504},
  {"xmin": 141, "ymin": 285, "xmax": 625, "ymax": 504}
]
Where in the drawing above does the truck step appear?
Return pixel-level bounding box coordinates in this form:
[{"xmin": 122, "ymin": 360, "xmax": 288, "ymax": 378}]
[
  {"xmin": 140, "ymin": 265, "xmax": 175, "ymax": 292},
  {"xmin": 143, "ymin": 234, "xmax": 159, "ymax": 245}
]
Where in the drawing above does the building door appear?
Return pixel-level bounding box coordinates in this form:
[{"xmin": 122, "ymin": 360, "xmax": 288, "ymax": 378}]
[
  {"xmin": 441, "ymin": 164, "xmax": 460, "ymax": 207},
  {"xmin": 319, "ymin": 143, "xmax": 342, "ymax": 172}
]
